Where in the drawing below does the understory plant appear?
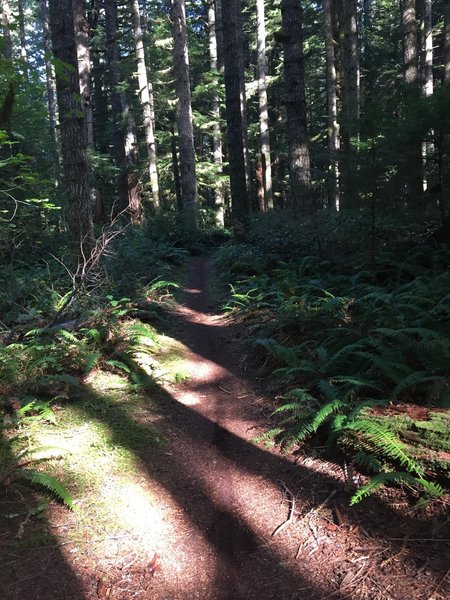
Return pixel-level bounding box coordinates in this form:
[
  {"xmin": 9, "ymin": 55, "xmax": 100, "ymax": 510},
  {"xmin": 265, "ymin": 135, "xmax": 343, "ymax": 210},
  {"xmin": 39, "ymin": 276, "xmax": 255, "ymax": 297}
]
[{"xmin": 217, "ymin": 214, "xmax": 450, "ymax": 505}]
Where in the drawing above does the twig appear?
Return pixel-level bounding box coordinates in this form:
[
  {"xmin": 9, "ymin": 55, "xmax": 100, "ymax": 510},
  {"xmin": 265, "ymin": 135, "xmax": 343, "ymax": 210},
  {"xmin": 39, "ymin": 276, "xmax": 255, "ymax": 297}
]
[
  {"xmin": 218, "ymin": 385, "xmax": 232, "ymax": 394},
  {"xmin": 429, "ymin": 567, "xmax": 450, "ymax": 598},
  {"xmin": 272, "ymin": 482, "xmax": 296, "ymax": 536}
]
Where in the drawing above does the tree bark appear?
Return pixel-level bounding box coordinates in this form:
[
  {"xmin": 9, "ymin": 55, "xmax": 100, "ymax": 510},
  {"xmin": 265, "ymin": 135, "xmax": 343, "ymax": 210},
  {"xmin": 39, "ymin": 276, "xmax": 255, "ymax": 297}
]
[
  {"xmin": 281, "ymin": 0, "xmax": 312, "ymax": 213},
  {"xmin": 18, "ymin": 0, "xmax": 28, "ymax": 80},
  {"xmin": 1, "ymin": 0, "xmax": 12, "ymax": 60},
  {"xmin": 131, "ymin": 0, "xmax": 160, "ymax": 213},
  {"xmin": 256, "ymin": 0, "xmax": 273, "ymax": 211},
  {"xmin": 402, "ymin": 0, "xmax": 423, "ymax": 205},
  {"xmin": 170, "ymin": 0, "xmax": 198, "ymax": 218},
  {"xmin": 324, "ymin": 0, "xmax": 340, "ymax": 210},
  {"xmin": 48, "ymin": 0, "xmax": 94, "ymax": 260},
  {"xmin": 221, "ymin": 0, "xmax": 250, "ymax": 224},
  {"xmin": 403, "ymin": 0, "xmax": 418, "ymax": 85},
  {"xmin": 40, "ymin": 0, "xmax": 61, "ymax": 187},
  {"xmin": 445, "ymin": 0, "xmax": 450, "ymax": 83},
  {"xmin": 73, "ymin": 0, "xmax": 94, "ymax": 148},
  {"xmin": 420, "ymin": 0, "xmax": 433, "ymax": 97},
  {"xmin": 105, "ymin": 0, "xmax": 127, "ymax": 209},
  {"xmin": 207, "ymin": 0, "xmax": 225, "ymax": 226}
]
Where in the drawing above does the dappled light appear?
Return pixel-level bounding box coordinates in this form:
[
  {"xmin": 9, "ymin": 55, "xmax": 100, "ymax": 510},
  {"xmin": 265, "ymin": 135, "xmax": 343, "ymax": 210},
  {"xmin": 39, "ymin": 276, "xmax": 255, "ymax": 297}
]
[{"xmin": 2, "ymin": 0, "xmax": 450, "ymax": 597}]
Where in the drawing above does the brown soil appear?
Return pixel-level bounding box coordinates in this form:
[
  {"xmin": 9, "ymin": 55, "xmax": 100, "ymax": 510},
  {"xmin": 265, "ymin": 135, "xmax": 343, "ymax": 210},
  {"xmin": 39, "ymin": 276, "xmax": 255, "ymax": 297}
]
[{"xmin": 1, "ymin": 257, "xmax": 450, "ymax": 599}]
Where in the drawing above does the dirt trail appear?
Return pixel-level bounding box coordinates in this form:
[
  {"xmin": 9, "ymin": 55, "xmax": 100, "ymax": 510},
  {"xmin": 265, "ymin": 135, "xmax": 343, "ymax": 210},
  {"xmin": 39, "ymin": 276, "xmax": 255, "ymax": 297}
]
[
  {"xmin": 146, "ymin": 258, "xmax": 450, "ymax": 600},
  {"xmin": 2, "ymin": 258, "xmax": 449, "ymax": 600}
]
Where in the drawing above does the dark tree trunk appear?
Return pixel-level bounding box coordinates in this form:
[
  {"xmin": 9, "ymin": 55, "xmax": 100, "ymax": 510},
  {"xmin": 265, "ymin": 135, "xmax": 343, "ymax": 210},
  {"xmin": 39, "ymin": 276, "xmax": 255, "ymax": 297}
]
[
  {"xmin": 48, "ymin": 0, "xmax": 94, "ymax": 261},
  {"xmin": 281, "ymin": 0, "xmax": 312, "ymax": 213},
  {"xmin": 40, "ymin": 0, "xmax": 61, "ymax": 187},
  {"xmin": 221, "ymin": 0, "xmax": 250, "ymax": 225},
  {"xmin": 104, "ymin": 0, "xmax": 134, "ymax": 216},
  {"xmin": 1, "ymin": 0, "xmax": 12, "ymax": 60},
  {"xmin": 171, "ymin": 0, "xmax": 198, "ymax": 219}
]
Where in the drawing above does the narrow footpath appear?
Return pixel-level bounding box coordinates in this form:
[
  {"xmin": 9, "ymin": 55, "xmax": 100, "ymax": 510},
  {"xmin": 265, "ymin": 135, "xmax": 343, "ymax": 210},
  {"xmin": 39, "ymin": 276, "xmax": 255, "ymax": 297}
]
[{"xmin": 142, "ymin": 258, "xmax": 449, "ymax": 600}]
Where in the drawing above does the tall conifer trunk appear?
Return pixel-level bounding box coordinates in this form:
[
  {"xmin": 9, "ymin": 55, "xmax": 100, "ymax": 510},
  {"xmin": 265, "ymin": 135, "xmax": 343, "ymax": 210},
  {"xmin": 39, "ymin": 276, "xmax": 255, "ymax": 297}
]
[
  {"xmin": 48, "ymin": 0, "xmax": 94, "ymax": 260},
  {"xmin": 445, "ymin": 0, "xmax": 450, "ymax": 83},
  {"xmin": 402, "ymin": 0, "xmax": 423, "ymax": 204},
  {"xmin": 207, "ymin": 0, "xmax": 225, "ymax": 226},
  {"xmin": 171, "ymin": 0, "xmax": 198, "ymax": 216},
  {"xmin": 256, "ymin": 0, "xmax": 273, "ymax": 211},
  {"xmin": 73, "ymin": 0, "xmax": 94, "ymax": 148},
  {"xmin": 18, "ymin": 0, "xmax": 28, "ymax": 80},
  {"xmin": 105, "ymin": 0, "xmax": 128, "ymax": 211},
  {"xmin": 1, "ymin": 0, "xmax": 12, "ymax": 60},
  {"xmin": 281, "ymin": 0, "xmax": 312, "ymax": 213},
  {"xmin": 131, "ymin": 0, "xmax": 160, "ymax": 213},
  {"xmin": 324, "ymin": 0, "xmax": 340, "ymax": 210},
  {"xmin": 40, "ymin": 0, "xmax": 60, "ymax": 187},
  {"xmin": 221, "ymin": 0, "xmax": 250, "ymax": 224}
]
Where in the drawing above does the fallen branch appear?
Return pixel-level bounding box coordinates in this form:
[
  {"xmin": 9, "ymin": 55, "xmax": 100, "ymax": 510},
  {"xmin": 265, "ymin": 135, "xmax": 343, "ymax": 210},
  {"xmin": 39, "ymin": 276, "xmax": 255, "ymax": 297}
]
[{"xmin": 272, "ymin": 482, "xmax": 296, "ymax": 537}]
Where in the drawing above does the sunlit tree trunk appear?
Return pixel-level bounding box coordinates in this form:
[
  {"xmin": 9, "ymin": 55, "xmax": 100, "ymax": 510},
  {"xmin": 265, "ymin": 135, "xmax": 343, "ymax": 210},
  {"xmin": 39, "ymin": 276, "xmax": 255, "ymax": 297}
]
[
  {"xmin": 418, "ymin": 0, "xmax": 433, "ymax": 192},
  {"xmin": 281, "ymin": 0, "xmax": 312, "ymax": 213},
  {"xmin": 171, "ymin": 0, "xmax": 198, "ymax": 217},
  {"xmin": 445, "ymin": 0, "xmax": 450, "ymax": 83},
  {"xmin": 48, "ymin": 0, "xmax": 94, "ymax": 260},
  {"xmin": 1, "ymin": 0, "xmax": 12, "ymax": 60},
  {"xmin": 324, "ymin": 0, "xmax": 340, "ymax": 210},
  {"xmin": 40, "ymin": 0, "xmax": 60, "ymax": 187},
  {"xmin": 105, "ymin": 0, "xmax": 133, "ymax": 215},
  {"xmin": 18, "ymin": 0, "xmax": 28, "ymax": 80},
  {"xmin": 73, "ymin": 0, "xmax": 94, "ymax": 148},
  {"xmin": 402, "ymin": 0, "xmax": 422, "ymax": 204},
  {"xmin": 207, "ymin": 0, "xmax": 224, "ymax": 226},
  {"xmin": 236, "ymin": 7, "xmax": 251, "ymax": 193},
  {"xmin": 256, "ymin": 0, "xmax": 273, "ymax": 211},
  {"xmin": 131, "ymin": 0, "xmax": 160, "ymax": 213},
  {"xmin": 221, "ymin": 0, "xmax": 250, "ymax": 224},
  {"xmin": 403, "ymin": 0, "xmax": 418, "ymax": 84}
]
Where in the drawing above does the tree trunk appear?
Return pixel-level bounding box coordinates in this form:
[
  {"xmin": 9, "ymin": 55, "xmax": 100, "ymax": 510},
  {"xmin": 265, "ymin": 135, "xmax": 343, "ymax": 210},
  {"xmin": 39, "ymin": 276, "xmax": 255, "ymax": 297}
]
[
  {"xmin": 40, "ymin": 0, "xmax": 61, "ymax": 187},
  {"xmin": 215, "ymin": 0, "xmax": 224, "ymax": 72},
  {"xmin": 48, "ymin": 0, "xmax": 94, "ymax": 261},
  {"xmin": 281, "ymin": 0, "xmax": 312, "ymax": 213},
  {"xmin": 403, "ymin": 0, "xmax": 418, "ymax": 85},
  {"xmin": 73, "ymin": 0, "xmax": 94, "ymax": 148},
  {"xmin": 170, "ymin": 0, "xmax": 198, "ymax": 218},
  {"xmin": 340, "ymin": 0, "xmax": 359, "ymax": 209},
  {"xmin": 236, "ymin": 7, "xmax": 251, "ymax": 194},
  {"xmin": 18, "ymin": 0, "xmax": 28, "ymax": 80},
  {"xmin": 1, "ymin": 0, "xmax": 12, "ymax": 60},
  {"xmin": 402, "ymin": 0, "xmax": 423, "ymax": 205},
  {"xmin": 256, "ymin": 0, "xmax": 273, "ymax": 211},
  {"xmin": 207, "ymin": 0, "xmax": 225, "ymax": 226},
  {"xmin": 324, "ymin": 0, "xmax": 340, "ymax": 210},
  {"xmin": 419, "ymin": 0, "xmax": 433, "ymax": 97},
  {"xmin": 221, "ymin": 0, "xmax": 250, "ymax": 224},
  {"xmin": 104, "ymin": 0, "xmax": 139, "ymax": 218},
  {"xmin": 130, "ymin": 0, "xmax": 160, "ymax": 213},
  {"xmin": 445, "ymin": 0, "xmax": 450, "ymax": 83}
]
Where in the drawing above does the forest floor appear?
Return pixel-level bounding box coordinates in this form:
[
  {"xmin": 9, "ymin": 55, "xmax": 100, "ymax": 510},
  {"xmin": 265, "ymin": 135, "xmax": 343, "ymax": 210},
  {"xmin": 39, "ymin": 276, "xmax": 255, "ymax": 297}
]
[{"xmin": 1, "ymin": 257, "xmax": 450, "ymax": 599}]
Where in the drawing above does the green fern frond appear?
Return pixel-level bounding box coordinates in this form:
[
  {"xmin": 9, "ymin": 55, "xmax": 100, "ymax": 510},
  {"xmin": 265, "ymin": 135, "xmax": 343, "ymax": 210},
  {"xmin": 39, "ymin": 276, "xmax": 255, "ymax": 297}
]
[
  {"xmin": 105, "ymin": 359, "xmax": 131, "ymax": 373},
  {"xmin": 347, "ymin": 420, "xmax": 423, "ymax": 475},
  {"xmin": 19, "ymin": 469, "xmax": 74, "ymax": 509},
  {"xmin": 390, "ymin": 372, "xmax": 444, "ymax": 401},
  {"xmin": 253, "ymin": 427, "xmax": 283, "ymax": 445},
  {"xmin": 350, "ymin": 472, "xmax": 444, "ymax": 505},
  {"xmin": 352, "ymin": 451, "xmax": 382, "ymax": 473}
]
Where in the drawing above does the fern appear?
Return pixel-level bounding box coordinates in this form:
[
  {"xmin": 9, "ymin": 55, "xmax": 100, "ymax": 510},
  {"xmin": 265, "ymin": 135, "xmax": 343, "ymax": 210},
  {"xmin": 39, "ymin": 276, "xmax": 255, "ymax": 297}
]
[
  {"xmin": 19, "ymin": 469, "xmax": 74, "ymax": 509},
  {"xmin": 350, "ymin": 472, "xmax": 444, "ymax": 505},
  {"xmin": 345, "ymin": 420, "xmax": 424, "ymax": 476}
]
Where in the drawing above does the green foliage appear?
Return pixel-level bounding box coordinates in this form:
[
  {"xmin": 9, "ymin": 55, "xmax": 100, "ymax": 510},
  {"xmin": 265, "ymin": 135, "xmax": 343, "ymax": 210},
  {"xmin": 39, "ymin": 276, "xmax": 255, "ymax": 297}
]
[
  {"xmin": 219, "ymin": 214, "xmax": 450, "ymax": 504},
  {"xmin": 1, "ymin": 405, "xmax": 74, "ymax": 510}
]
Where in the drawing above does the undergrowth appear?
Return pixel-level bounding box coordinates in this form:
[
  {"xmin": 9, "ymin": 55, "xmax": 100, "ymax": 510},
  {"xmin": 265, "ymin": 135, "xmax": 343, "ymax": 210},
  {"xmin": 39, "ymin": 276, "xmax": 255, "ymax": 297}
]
[{"xmin": 217, "ymin": 211, "xmax": 450, "ymax": 506}]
